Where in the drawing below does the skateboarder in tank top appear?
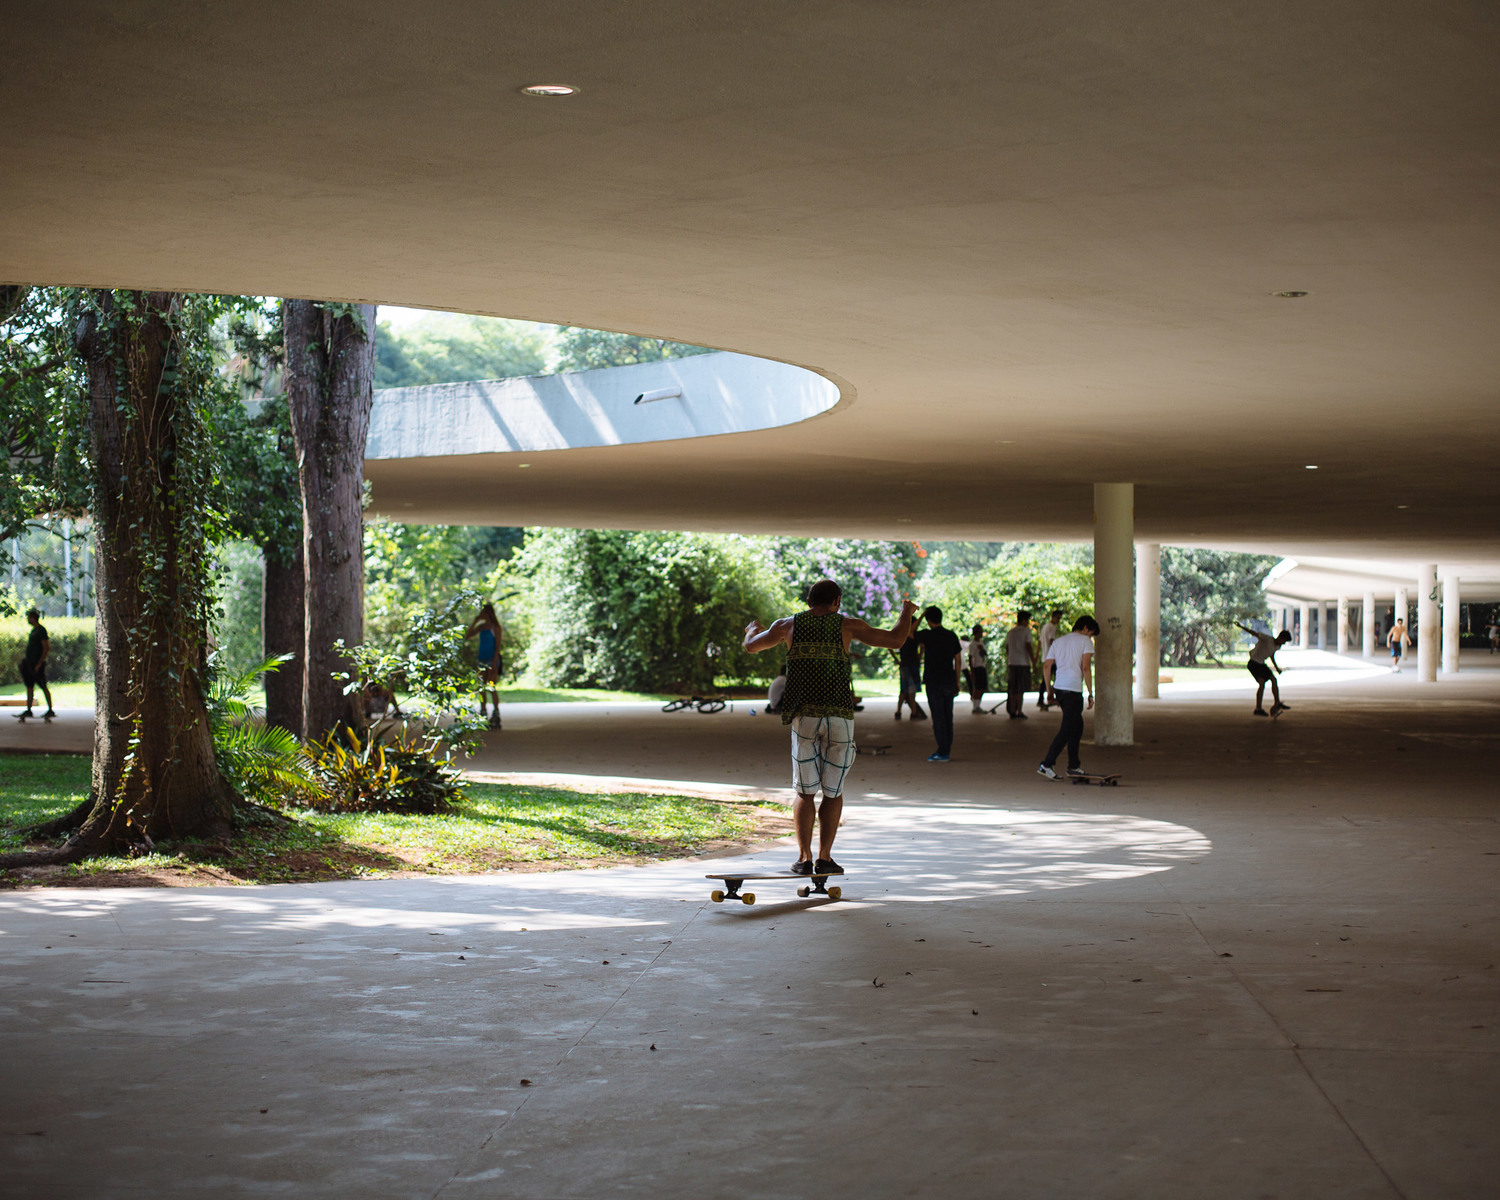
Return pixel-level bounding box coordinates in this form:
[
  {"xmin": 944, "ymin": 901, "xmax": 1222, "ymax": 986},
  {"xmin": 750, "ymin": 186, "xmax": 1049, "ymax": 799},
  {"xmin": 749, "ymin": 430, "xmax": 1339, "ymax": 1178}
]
[{"xmin": 744, "ymin": 581, "xmax": 917, "ymax": 876}]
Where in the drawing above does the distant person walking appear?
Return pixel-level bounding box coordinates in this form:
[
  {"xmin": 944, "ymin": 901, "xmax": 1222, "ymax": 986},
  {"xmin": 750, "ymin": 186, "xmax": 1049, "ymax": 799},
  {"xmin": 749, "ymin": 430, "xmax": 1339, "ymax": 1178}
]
[
  {"xmin": 465, "ymin": 603, "xmax": 504, "ymax": 729},
  {"xmin": 1036, "ymin": 608, "xmax": 1062, "ymax": 711},
  {"xmin": 744, "ymin": 580, "xmax": 917, "ymax": 875},
  {"xmin": 1387, "ymin": 618, "xmax": 1410, "ymax": 673},
  {"xmin": 16, "ymin": 608, "xmax": 54, "ymax": 720},
  {"xmin": 914, "ymin": 606, "xmax": 963, "ymax": 762},
  {"xmin": 892, "ymin": 629, "xmax": 927, "ymax": 720},
  {"xmin": 1236, "ymin": 622, "xmax": 1292, "ymax": 716},
  {"xmin": 1036, "ymin": 615, "xmax": 1099, "ymax": 779},
  {"xmin": 966, "ymin": 624, "xmax": 989, "ymax": 714},
  {"xmin": 1487, "ymin": 621, "xmax": 1499, "ymax": 654},
  {"xmin": 1005, "ymin": 611, "xmax": 1036, "ymax": 719}
]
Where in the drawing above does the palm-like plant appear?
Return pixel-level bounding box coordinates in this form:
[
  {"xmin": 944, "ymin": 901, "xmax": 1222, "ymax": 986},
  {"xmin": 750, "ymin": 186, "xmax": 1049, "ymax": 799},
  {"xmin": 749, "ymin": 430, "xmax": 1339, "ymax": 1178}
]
[{"xmin": 207, "ymin": 652, "xmax": 324, "ymax": 804}]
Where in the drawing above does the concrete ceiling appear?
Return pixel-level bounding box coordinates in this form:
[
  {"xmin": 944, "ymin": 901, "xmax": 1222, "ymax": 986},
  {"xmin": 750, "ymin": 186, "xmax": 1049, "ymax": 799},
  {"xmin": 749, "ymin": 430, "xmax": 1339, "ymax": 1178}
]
[{"xmin": 5, "ymin": 2, "xmax": 1498, "ymax": 556}]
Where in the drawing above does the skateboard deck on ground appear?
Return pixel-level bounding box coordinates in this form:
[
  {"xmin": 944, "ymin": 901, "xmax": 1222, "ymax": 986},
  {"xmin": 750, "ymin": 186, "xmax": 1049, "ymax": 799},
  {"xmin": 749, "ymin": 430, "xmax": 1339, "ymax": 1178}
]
[
  {"xmin": 13, "ymin": 711, "xmax": 53, "ymax": 723},
  {"xmin": 1063, "ymin": 772, "xmax": 1121, "ymax": 786},
  {"xmin": 704, "ymin": 872, "xmax": 844, "ymax": 904},
  {"xmin": 856, "ymin": 743, "xmax": 892, "ymax": 756}
]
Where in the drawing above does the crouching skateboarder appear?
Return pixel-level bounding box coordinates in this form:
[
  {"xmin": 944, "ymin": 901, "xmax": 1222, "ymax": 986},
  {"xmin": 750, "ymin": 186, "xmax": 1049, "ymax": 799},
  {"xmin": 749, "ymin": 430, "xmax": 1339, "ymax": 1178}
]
[
  {"xmin": 1236, "ymin": 622, "xmax": 1292, "ymax": 716},
  {"xmin": 744, "ymin": 580, "xmax": 917, "ymax": 877}
]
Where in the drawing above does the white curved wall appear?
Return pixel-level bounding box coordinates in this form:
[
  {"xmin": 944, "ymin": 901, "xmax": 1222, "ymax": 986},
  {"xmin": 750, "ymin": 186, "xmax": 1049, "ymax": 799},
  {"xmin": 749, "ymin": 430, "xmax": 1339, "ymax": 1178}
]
[{"xmin": 366, "ymin": 351, "xmax": 840, "ymax": 460}]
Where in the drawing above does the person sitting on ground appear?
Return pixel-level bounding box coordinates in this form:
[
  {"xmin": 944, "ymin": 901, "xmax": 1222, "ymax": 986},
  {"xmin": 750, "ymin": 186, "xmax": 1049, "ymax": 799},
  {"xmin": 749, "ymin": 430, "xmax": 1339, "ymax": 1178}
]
[
  {"xmin": 17, "ymin": 608, "xmax": 54, "ymax": 720},
  {"xmin": 765, "ymin": 667, "xmax": 787, "ymax": 714},
  {"xmin": 464, "ymin": 603, "xmax": 504, "ymax": 729},
  {"xmin": 1037, "ymin": 614, "xmax": 1099, "ymax": 779},
  {"xmin": 744, "ymin": 580, "xmax": 917, "ymax": 876},
  {"xmin": 1236, "ymin": 622, "xmax": 1292, "ymax": 716}
]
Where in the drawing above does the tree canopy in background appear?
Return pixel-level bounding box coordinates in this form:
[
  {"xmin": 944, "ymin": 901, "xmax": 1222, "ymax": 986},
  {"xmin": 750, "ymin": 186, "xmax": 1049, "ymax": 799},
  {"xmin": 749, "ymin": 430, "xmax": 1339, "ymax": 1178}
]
[
  {"xmin": 375, "ymin": 314, "xmax": 552, "ymax": 388},
  {"xmin": 552, "ymin": 328, "xmax": 711, "ymax": 372},
  {"xmin": 920, "ymin": 543, "xmax": 1096, "ymax": 639},
  {"xmin": 1159, "ymin": 548, "xmax": 1278, "ymax": 666}
]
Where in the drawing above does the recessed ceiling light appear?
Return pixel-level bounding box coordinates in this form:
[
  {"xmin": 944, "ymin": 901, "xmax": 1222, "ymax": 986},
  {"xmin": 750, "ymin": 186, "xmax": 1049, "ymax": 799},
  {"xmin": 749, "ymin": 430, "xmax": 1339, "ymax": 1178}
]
[
  {"xmin": 1274, "ymin": 291, "xmax": 1309, "ymax": 298},
  {"xmin": 897, "ymin": 518, "xmax": 912, "ymax": 523},
  {"xmin": 1305, "ymin": 464, "xmax": 1318, "ymax": 470},
  {"xmin": 518, "ymin": 463, "xmax": 531, "ymax": 469},
  {"xmin": 520, "ymin": 84, "xmax": 577, "ymax": 97},
  {"xmin": 1396, "ymin": 504, "xmax": 1408, "ymax": 509}
]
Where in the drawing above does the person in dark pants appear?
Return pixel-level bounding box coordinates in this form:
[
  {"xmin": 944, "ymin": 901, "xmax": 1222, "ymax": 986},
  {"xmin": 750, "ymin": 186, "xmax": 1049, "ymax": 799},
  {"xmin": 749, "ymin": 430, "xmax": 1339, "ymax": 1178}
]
[
  {"xmin": 914, "ymin": 606, "xmax": 962, "ymax": 762},
  {"xmin": 892, "ymin": 630, "xmax": 927, "ymax": 720},
  {"xmin": 1004, "ymin": 610, "xmax": 1036, "ymax": 719},
  {"xmin": 1036, "ymin": 614, "xmax": 1099, "ymax": 779},
  {"xmin": 18, "ymin": 608, "xmax": 54, "ymax": 720}
]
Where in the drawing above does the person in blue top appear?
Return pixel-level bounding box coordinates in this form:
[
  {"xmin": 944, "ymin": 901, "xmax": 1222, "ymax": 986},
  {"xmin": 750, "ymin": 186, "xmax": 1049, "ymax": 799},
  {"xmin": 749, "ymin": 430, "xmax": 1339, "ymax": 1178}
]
[{"xmin": 465, "ymin": 603, "xmax": 504, "ymax": 730}]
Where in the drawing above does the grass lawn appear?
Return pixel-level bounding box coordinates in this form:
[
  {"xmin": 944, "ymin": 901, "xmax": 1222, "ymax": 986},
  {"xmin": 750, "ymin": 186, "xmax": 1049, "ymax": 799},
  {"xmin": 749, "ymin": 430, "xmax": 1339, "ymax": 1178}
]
[
  {"xmin": 0, "ymin": 682, "xmax": 682, "ymax": 708},
  {"xmin": 0, "ymin": 753, "xmax": 785, "ymax": 889},
  {"xmin": 0, "ymin": 681, "xmax": 97, "ymax": 707}
]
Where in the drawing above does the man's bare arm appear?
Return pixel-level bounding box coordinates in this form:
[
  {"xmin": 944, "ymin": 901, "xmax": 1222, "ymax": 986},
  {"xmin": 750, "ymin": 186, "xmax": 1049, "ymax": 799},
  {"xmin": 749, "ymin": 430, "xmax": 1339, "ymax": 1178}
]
[
  {"xmin": 743, "ymin": 616, "xmax": 795, "ymax": 654},
  {"xmin": 843, "ymin": 601, "xmax": 918, "ymax": 651},
  {"xmin": 1081, "ymin": 651, "xmax": 1094, "ymax": 707}
]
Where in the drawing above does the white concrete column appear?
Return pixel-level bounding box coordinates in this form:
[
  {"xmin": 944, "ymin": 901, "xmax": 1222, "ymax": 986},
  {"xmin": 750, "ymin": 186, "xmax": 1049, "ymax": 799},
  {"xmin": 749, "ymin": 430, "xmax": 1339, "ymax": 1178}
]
[
  {"xmin": 1417, "ymin": 564, "xmax": 1437, "ymax": 682},
  {"xmin": 1317, "ymin": 603, "xmax": 1328, "ymax": 650},
  {"xmin": 1441, "ymin": 571, "xmax": 1460, "ymax": 675},
  {"xmin": 1362, "ymin": 592, "xmax": 1375, "ymax": 658},
  {"xmin": 1395, "ymin": 587, "xmax": 1408, "ymax": 629},
  {"xmin": 1298, "ymin": 603, "xmax": 1311, "ymax": 650},
  {"xmin": 1093, "ymin": 483, "xmax": 1134, "ymax": 745},
  {"xmin": 1135, "ymin": 542, "xmax": 1160, "ymax": 699},
  {"xmin": 1336, "ymin": 595, "xmax": 1349, "ymax": 653}
]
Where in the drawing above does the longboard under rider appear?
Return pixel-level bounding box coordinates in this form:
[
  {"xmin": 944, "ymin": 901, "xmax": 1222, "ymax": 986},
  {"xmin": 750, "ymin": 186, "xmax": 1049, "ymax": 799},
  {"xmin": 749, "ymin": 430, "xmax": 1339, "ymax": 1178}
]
[{"xmin": 704, "ymin": 872, "xmax": 844, "ymax": 904}]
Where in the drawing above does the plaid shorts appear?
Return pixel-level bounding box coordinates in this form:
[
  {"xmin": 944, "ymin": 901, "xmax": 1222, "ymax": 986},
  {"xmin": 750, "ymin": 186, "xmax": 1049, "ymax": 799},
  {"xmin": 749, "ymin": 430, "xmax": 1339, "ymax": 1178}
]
[{"xmin": 790, "ymin": 714, "xmax": 856, "ymax": 798}]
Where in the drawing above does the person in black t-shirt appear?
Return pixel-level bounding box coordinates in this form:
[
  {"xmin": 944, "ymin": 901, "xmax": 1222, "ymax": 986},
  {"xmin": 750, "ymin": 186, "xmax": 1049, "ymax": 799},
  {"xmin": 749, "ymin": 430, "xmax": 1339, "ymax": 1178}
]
[
  {"xmin": 913, "ymin": 606, "xmax": 962, "ymax": 761},
  {"xmin": 18, "ymin": 608, "xmax": 54, "ymax": 719},
  {"xmin": 892, "ymin": 631, "xmax": 927, "ymax": 720}
]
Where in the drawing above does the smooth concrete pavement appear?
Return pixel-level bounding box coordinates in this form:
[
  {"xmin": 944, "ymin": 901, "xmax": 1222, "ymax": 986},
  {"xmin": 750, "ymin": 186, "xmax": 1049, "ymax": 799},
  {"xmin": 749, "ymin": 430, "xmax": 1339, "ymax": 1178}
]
[{"xmin": 2, "ymin": 666, "xmax": 1497, "ymax": 1198}]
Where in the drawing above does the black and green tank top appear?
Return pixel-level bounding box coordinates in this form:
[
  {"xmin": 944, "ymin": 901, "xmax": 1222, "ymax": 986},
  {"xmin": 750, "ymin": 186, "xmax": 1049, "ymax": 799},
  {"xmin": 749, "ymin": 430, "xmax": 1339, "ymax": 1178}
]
[{"xmin": 780, "ymin": 610, "xmax": 857, "ymax": 724}]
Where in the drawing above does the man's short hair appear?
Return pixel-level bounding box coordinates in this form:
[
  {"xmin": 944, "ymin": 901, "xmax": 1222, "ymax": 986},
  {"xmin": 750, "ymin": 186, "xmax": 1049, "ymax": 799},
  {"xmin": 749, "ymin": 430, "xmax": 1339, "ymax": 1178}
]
[
  {"xmin": 1050, "ymin": 608, "xmax": 1063, "ymax": 618},
  {"xmin": 1016, "ymin": 610, "xmax": 1030, "ymax": 625},
  {"xmin": 1073, "ymin": 614, "xmax": 1100, "ymax": 635},
  {"xmin": 806, "ymin": 579, "xmax": 842, "ymax": 608},
  {"xmin": 923, "ymin": 606, "xmax": 942, "ymax": 624},
  {"xmin": 1276, "ymin": 630, "xmax": 1292, "ymax": 643},
  {"xmin": 25, "ymin": 608, "xmax": 41, "ymax": 620}
]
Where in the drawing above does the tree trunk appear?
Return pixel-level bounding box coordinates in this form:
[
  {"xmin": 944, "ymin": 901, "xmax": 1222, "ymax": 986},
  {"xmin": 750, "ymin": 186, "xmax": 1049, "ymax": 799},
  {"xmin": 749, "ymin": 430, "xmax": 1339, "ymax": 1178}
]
[
  {"xmin": 262, "ymin": 543, "xmax": 304, "ymax": 734},
  {"xmin": 283, "ymin": 300, "xmax": 376, "ymax": 741},
  {"xmin": 6, "ymin": 290, "xmax": 235, "ymax": 864}
]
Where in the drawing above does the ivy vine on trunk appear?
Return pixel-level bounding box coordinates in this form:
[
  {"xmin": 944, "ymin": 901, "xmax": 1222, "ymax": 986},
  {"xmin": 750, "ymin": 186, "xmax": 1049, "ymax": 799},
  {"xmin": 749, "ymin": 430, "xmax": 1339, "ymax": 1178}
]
[{"xmin": 2, "ymin": 291, "xmax": 235, "ymax": 865}]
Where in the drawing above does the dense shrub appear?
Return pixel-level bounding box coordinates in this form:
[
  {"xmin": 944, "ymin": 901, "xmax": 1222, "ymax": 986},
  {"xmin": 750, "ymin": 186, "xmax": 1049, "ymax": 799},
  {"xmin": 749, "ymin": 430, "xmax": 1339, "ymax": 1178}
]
[
  {"xmin": 0, "ymin": 616, "xmax": 94, "ymax": 686},
  {"xmin": 918, "ymin": 546, "xmax": 1095, "ymax": 647},
  {"xmin": 308, "ymin": 728, "xmax": 467, "ymax": 814},
  {"xmin": 520, "ymin": 529, "xmax": 794, "ymax": 692}
]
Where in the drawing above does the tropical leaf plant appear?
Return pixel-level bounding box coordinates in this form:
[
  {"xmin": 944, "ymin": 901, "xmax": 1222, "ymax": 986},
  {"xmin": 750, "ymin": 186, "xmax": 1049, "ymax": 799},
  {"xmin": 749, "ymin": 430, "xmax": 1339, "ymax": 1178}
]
[{"xmin": 207, "ymin": 652, "xmax": 324, "ymax": 804}]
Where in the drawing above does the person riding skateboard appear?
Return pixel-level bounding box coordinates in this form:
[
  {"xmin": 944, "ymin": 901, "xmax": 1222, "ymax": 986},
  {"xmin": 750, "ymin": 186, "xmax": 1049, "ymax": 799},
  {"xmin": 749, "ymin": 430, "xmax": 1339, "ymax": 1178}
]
[
  {"xmin": 1037, "ymin": 614, "xmax": 1098, "ymax": 779},
  {"xmin": 1236, "ymin": 622, "xmax": 1292, "ymax": 716},
  {"xmin": 17, "ymin": 608, "xmax": 55, "ymax": 720},
  {"xmin": 744, "ymin": 580, "xmax": 917, "ymax": 876}
]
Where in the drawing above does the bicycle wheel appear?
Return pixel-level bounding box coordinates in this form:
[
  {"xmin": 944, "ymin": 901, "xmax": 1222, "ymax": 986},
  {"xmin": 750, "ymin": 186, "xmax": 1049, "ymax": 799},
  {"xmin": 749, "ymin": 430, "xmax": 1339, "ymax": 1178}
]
[
  {"xmin": 662, "ymin": 698, "xmax": 692, "ymax": 712},
  {"xmin": 696, "ymin": 698, "xmax": 726, "ymax": 713}
]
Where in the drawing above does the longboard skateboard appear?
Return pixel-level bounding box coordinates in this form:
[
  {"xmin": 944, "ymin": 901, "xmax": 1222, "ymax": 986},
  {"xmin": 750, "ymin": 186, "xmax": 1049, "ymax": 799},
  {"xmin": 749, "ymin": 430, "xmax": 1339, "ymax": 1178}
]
[
  {"xmin": 1066, "ymin": 772, "xmax": 1121, "ymax": 787},
  {"xmin": 856, "ymin": 743, "xmax": 892, "ymax": 756},
  {"xmin": 13, "ymin": 711, "xmax": 54, "ymax": 723},
  {"xmin": 705, "ymin": 872, "xmax": 844, "ymax": 904}
]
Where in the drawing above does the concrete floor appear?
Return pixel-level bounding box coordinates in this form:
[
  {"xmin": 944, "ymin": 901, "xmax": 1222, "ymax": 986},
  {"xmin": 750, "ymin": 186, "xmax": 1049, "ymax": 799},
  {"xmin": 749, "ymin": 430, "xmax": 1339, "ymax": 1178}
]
[{"xmin": 2, "ymin": 661, "xmax": 1497, "ymax": 1198}]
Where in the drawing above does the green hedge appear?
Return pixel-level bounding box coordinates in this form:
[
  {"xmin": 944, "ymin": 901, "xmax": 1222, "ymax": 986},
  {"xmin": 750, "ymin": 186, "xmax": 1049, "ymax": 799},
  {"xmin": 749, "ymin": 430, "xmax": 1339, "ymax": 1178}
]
[{"xmin": 0, "ymin": 617, "xmax": 95, "ymax": 686}]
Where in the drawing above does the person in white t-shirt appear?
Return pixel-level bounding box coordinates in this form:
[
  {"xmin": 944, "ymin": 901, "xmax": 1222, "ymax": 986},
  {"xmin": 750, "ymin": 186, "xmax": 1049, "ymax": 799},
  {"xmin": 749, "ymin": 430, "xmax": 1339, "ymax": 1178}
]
[
  {"xmin": 1036, "ymin": 608, "xmax": 1062, "ymax": 711},
  {"xmin": 1036, "ymin": 614, "xmax": 1099, "ymax": 779},
  {"xmin": 1004, "ymin": 611, "xmax": 1036, "ymax": 719},
  {"xmin": 966, "ymin": 624, "xmax": 989, "ymax": 713},
  {"xmin": 1235, "ymin": 622, "xmax": 1292, "ymax": 716}
]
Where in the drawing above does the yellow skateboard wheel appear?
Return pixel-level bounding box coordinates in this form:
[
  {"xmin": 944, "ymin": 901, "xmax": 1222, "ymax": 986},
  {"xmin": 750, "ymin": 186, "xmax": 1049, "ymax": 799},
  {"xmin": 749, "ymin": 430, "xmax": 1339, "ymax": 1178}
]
[
  {"xmin": 828, "ymin": 886, "xmax": 842, "ymax": 900},
  {"xmin": 710, "ymin": 889, "xmax": 725, "ymax": 903},
  {"xmin": 742, "ymin": 893, "xmax": 755, "ymax": 905}
]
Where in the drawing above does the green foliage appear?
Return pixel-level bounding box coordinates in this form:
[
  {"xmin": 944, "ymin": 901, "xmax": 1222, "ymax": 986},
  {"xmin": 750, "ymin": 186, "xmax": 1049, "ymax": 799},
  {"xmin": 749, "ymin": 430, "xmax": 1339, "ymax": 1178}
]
[
  {"xmin": 376, "ymin": 314, "xmax": 551, "ymax": 388},
  {"xmin": 1159, "ymin": 548, "xmax": 1277, "ymax": 666},
  {"xmin": 918, "ymin": 544, "xmax": 1095, "ymax": 640},
  {"xmin": 307, "ymin": 727, "xmax": 467, "ymax": 815},
  {"xmin": 207, "ymin": 653, "xmax": 323, "ymax": 805},
  {"xmin": 520, "ymin": 529, "xmax": 793, "ymax": 691},
  {"xmin": 0, "ymin": 617, "xmax": 94, "ymax": 686},
  {"xmin": 554, "ymin": 328, "xmax": 712, "ymax": 372},
  {"xmin": 212, "ymin": 540, "xmax": 264, "ymax": 675},
  {"xmin": 340, "ymin": 590, "xmax": 490, "ymax": 750}
]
